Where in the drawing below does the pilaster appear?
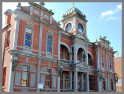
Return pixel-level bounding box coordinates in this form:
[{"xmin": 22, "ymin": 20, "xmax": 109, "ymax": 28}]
[{"xmin": 12, "ymin": 16, "xmax": 21, "ymax": 50}]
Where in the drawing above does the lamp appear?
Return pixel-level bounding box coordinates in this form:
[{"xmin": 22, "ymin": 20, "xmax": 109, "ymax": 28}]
[
  {"xmin": 12, "ymin": 55, "xmax": 18, "ymax": 71},
  {"xmin": 115, "ymin": 73, "xmax": 118, "ymax": 82},
  {"xmin": 59, "ymin": 63, "xmax": 63, "ymax": 74},
  {"xmin": 99, "ymin": 71, "xmax": 103, "ymax": 80}
]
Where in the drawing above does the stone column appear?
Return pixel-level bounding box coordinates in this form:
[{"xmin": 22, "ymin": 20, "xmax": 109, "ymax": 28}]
[
  {"xmin": 74, "ymin": 41, "xmax": 78, "ymax": 92},
  {"xmin": 12, "ymin": 16, "xmax": 21, "ymax": 50},
  {"xmin": 8, "ymin": 61, "xmax": 14, "ymax": 92},
  {"xmin": 86, "ymin": 73, "xmax": 89, "ymax": 92},
  {"xmin": 107, "ymin": 74, "xmax": 110, "ymax": 91},
  {"xmin": 57, "ymin": 31, "xmax": 61, "ymax": 92},
  {"xmin": 69, "ymin": 71, "xmax": 72, "ymax": 90},
  {"xmin": 9, "ymin": 55, "xmax": 17, "ymax": 92},
  {"xmin": 74, "ymin": 69, "xmax": 78, "ymax": 92},
  {"xmin": 80, "ymin": 73, "xmax": 84, "ymax": 91},
  {"xmin": 58, "ymin": 31, "xmax": 61, "ymax": 60},
  {"xmin": 57, "ymin": 73, "xmax": 60, "ymax": 92},
  {"xmin": 36, "ymin": 22, "xmax": 43, "ymax": 92},
  {"xmin": 36, "ymin": 59, "xmax": 41, "ymax": 92},
  {"xmin": 85, "ymin": 48, "xmax": 88, "ymax": 65},
  {"xmin": 96, "ymin": 47, "xmax": 101, "ymax": 92}
]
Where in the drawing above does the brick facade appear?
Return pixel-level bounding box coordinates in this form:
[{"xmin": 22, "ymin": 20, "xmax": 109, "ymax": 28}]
[{"xmin": 2, "ymin": 2, "xmax": 116, "ymax": 92}]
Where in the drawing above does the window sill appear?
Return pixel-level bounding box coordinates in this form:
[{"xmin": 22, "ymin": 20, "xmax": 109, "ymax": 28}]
[
  {"xmin": 5, "ymin": 47, "xmax": 10, "ymax": 50},
  {"xmin": 2, "ymin": 86, "xmax": 5, "ymax": 89}
]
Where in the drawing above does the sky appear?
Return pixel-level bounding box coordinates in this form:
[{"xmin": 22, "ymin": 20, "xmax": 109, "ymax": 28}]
[{"xmin": 2, "ymin": 2, "xmax": 122, "ymax": 57}]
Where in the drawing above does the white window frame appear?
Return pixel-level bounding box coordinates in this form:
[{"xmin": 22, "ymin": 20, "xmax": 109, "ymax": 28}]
[
  {"xmin": 23, "ymin": 23, "xmax": 34, "ymax": 49},
  {"xmin": 46, "ymin": 31, "xmax": 53, "ymax": 54}
]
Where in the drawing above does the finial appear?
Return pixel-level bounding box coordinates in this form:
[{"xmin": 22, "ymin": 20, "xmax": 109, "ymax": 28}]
[
  {"xmin": 17, "ymin": 2, "xmax": 21, "ymax": 10},
  {"xmin": 39, "ymin": 2, "xmax": 45, "ymax": 7},
  {"xmin": 73, "ymin": 0, "xmax": 74, "ymax": 8}
]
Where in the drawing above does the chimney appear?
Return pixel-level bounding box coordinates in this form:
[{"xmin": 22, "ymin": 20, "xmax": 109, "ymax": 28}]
[{"xmin": 4, "ymin": 9, "xmax": 12, "ymax": 25}]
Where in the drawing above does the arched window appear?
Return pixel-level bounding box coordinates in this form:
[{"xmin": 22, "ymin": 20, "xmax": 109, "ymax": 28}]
[
  {"xmin": 24, "ymin": 23, "xmax": 34, "ymax": 48},
  {"xmin": 88, "ymin": 53, "xmax": 93, "ymax": 66},
  {"xmin": 78, "ymin": 23, "xmax": 84, "ymax": 32},
  {"xmin": 101, "ymin": 53, "xmax": 104, "ymax": 67},
  {"xmin": 109, "ymin": 56, "xmax": 112, "ymax": 68},
  {"xmin": 47, "ymin": 31, "xmax": 53, "ymax": 53},
  {"xmin": 65, "ymin": 23, "xmax": 72, "ymax": 32}
]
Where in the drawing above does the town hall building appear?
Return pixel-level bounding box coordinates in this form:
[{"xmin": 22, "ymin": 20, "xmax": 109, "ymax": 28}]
[{"xmin": 2, "ymin": 2, "xmax": 118, "ymax": 92}]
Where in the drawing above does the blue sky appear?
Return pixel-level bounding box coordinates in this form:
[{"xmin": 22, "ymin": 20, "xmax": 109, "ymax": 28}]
[{"xmin": 2, "ymin": 2, "xmax": 122, "ymax": 57}]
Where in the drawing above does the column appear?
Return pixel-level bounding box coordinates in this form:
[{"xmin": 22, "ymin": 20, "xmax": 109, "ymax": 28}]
[
  {"xmin": 12, "ymin": 16, "xmax": 20, "ymax": 50},
  {"xmin": 38, "ymin": 23, "xmax": 43, "ymax": 56},
  {"xmin": 74, "ymin": 41, "xmax": 78, "ymax": 92},
  {"xmin": 85, "ymin": 48, "xmax": 88, "ymax": 65},
  {"xmin": 8, "ymin": 62, "xmax": 14, "ymax": 92},
  {"xmin": 96, "ymin": 47, "xmax": 101, "ymax": 92},
  {"xmin": 69, "ymin": 71, "xmax": 72, "ymax": 90},
  {"xmin": 86, "ymin": 73, "xmax": 89, "ymax": 92},
  {"xmin": 74, "ymin": 69, "xmax": 78, "ymax": 92},
  {"xmin": 57, "ymin": 31, "xmax": 61, "ymax": 92},
  {"xmin": 80, "ymin": 73, "xmax": 84, "ymax": 91},
  {"xmin": 36, "ymin": 59, "xmax": 41, "ymax": 92},
  {"xmin": 57, "ymin": 73, "xmax": 60, "ymax": 92},
  {"xmin": 8, "ymin": 55, "xmax": 16, "ymax": 92},
  {"xmin": 58, "ymin": 31, "xmax": 61, "ymax": 60},
  {"xmin": 107, "ymin": 74, "xmax": 110, "ymax": 91}
]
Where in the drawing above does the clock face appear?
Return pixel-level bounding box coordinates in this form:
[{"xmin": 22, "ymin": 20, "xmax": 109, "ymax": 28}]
[
  {"xmin": 78, "ymin": 23, "xmax": 84, "ymax": 32},
  {"xmin": 65, "ymin": 23, "xmax": 72, "ymax": 32}
]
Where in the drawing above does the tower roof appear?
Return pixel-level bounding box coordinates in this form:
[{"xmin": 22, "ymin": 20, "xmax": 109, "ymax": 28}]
[{"xmin": 62, "ymin": 7, "xmax": 87, "ymax": 22}]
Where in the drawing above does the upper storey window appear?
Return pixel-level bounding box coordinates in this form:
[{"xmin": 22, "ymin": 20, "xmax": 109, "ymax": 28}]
[
  {"xmin": 6, "ymin": 31, "xmax": 10, "ymax": 48},
  {"xmin": 25, "ymin": 28, "xmax": 32, "ymax": 48},
  {"xmin": 47, "ymin": 35, "xmax": 53, "ymax": 53},
  {"xmin": 109, "ymin": 56, "xmax": 112, "ymax": 68},
  {"xmin": 78, "ymin": 23, "xmax": 84, "ymax": 32},
  {"xmin": 101, "ymin": 53, "xmax": 104, "ymax": 67},
  {"xmin": 65, "ymin": 23, "xmax": 72, "ymax": 32}
]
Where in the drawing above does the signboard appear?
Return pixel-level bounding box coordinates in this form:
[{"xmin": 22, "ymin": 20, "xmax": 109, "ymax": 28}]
[{"xmin": 38, "ymin": 84, "xmax": 43, "ymax": 89}]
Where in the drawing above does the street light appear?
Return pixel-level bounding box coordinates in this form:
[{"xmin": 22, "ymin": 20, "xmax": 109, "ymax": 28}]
[
  {"xmin": 99, "ymin": 71, "xmax": 103, "ymax": 80},
  {"xmin": 114, "ymin": 73, "xmax": 118, "ymax": 82},
  {"xmin": 11, "ymin": 55, "xmax": 18, "ymax": 71},
  {"xmin": 59, "ymin": 63, "xmax": 63, "ymax": 74}
]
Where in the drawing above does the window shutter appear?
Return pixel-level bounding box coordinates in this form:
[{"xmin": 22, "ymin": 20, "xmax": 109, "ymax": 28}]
[
  {"xmin": 41, "ymin": 75, "xmax": 45, "ymax": 86},
  {"xmin": 15, "ymin": 72, "xmax": 21, "ymax": 86},
  {"xmin": 52, "ymin": 76, "xmax": 56, "ymax": 88},
  {"xmin": 30, "ymin": 73, "xmax": 36, "ymax": 87}
]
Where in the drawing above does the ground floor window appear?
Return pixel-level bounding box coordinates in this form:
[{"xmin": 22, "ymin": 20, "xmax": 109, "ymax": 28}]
[
  {"xmin": 102, "ymin": 78, "xmax": 106, "ymax": 90},
  {"xmin": 89, "ymin": 75, "xmax": 93, "ymax": 90},
  {"xmin": 2, "ymin": 67, "xmax": 7, "ymax": 86},
  {"xmin": 110, "ymin": 79, "xmax": 113, "ymax": 90}
]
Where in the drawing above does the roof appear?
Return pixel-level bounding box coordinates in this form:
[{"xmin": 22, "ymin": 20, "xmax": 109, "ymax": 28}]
[{"xmin": 62, "ymin": 7, "xmax": 87, "ymax": 22}]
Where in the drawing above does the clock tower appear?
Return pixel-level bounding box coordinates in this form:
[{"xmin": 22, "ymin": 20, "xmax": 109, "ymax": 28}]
[{"xmin": 61, "ymin": 7, "xmax": 89, "ymax": 41}]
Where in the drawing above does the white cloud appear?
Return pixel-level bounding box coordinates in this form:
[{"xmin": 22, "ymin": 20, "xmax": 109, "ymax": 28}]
[
  {"xmin": 101, "ymin": 3, "xmax": 122, "ymax": 18},
  {"xmin": 104, "ymin": 17, "xmax": 119, "ymax": 21},
  {"xmin": 101, "ymin": 10, "xmax": 114, "ymax": 17},
  {"xmin": 117, "ymin": 3, "xmax": 122, "ymax": 10}
]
